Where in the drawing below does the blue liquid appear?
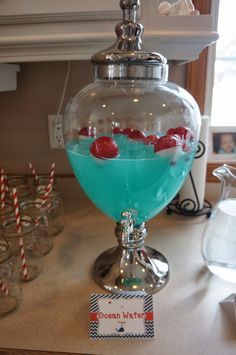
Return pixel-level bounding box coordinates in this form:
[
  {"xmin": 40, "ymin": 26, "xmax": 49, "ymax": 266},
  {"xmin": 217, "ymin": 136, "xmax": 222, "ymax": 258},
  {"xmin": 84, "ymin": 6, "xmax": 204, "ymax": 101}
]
[{"xmin": 66, "ymin": 136, "xmax": 195, "ymax": 225}]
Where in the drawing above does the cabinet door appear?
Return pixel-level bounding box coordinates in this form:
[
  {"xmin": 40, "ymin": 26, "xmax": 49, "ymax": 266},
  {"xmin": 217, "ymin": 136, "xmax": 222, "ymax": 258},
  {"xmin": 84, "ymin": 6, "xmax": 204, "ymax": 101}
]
[{"xmin": 0, "ymin": 0, "xmax": 121, "ymax": 23}]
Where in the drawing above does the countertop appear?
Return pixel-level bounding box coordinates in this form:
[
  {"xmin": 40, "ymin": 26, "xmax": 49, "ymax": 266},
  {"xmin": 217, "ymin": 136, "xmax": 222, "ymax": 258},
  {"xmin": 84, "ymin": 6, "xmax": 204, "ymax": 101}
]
[{"xmin": 0, "ymin": 193, "xmax": 236, "ymax": 355}]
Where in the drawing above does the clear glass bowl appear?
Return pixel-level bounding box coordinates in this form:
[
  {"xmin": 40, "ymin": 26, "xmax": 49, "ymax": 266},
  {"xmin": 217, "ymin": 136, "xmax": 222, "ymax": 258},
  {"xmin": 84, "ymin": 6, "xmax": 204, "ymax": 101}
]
[{"xmin": 64, "ymin": 79, "xmax": 200, "ymax": 226}]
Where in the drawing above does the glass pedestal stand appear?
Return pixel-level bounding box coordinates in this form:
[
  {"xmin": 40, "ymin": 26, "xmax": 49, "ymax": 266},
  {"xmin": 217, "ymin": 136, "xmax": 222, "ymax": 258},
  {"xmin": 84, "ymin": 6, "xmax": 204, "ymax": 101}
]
[{"xmin": 93, "ymin": 213, "xmax": 169, "ymax": 294}]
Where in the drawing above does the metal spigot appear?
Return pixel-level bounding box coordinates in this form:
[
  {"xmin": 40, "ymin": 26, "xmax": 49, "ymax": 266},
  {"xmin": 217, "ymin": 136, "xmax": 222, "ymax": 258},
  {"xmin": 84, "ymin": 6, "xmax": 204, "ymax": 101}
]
[{"xmin": 120, "ymin": 211, "xmax": 134, "ymax": 245}]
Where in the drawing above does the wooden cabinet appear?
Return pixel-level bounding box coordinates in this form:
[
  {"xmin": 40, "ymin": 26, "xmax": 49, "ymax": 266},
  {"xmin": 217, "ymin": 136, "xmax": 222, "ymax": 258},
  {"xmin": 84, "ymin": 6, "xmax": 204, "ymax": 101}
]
[{"xmin": 0, "ymin": 0, "xmax": 218, "ymax": 63}]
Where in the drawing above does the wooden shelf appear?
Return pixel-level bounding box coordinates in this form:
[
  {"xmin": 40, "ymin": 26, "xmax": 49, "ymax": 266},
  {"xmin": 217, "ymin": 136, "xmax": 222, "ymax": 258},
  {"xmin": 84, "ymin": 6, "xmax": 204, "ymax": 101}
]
[{"xmin": 0, "ymin": 0, "xmax": 218, "ymax": 63}]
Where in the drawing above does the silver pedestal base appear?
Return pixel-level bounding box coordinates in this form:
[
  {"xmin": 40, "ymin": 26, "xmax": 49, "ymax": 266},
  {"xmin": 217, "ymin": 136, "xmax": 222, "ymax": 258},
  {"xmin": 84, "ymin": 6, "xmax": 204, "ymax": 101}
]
[{"xmin": 93, "ymin": 245, "xmax": 169, "ymax": 294}]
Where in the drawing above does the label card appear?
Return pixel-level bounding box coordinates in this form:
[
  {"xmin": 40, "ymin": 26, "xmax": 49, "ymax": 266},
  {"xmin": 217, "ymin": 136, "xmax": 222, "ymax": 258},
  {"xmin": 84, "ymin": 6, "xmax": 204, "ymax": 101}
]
[{"xmin": 90, "ymin": 293, "xmax": 154, "ymax": 339}]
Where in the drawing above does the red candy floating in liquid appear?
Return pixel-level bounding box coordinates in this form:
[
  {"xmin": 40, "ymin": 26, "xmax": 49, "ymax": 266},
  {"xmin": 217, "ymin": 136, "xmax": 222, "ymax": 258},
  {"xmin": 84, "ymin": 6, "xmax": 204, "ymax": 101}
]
[
  {"xmin": 182, "ymin": 143, "xmax": 191, "ymax": 153},
  {"xmin": 144, "ymin": 135, "xmax": 159, "ymax": 145},
  {"xmin": 128, "ymin": 130, "xmax": 146, "ymax": 141},
  {"xmin": 90, "ymin": 136, "xmax": 119, "ymax": 159},
  {"xmin": 154, "ymin": 134, "xmax": 182, "ymax": 153},
  {"xmin": 122, "ymin": 128, "xmax": 134, "ymax": 136},
  {"xmin": 79, "ymin": 126, "xmax": 96, "ymax": 137},
  {"xmin": 167, "ymin": 127, "xmax": 194, "ymax": 141},
  {"xmin": 112, "ymin": 127, "xmax": 123, "ymax": 134}
]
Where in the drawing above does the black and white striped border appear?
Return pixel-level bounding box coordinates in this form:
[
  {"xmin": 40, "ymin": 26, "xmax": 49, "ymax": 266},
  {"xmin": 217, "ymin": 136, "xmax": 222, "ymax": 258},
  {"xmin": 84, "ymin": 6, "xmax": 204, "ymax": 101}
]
[{"xmin": 90, "ymin": 293, "xmax": 154, "ymax": 339}]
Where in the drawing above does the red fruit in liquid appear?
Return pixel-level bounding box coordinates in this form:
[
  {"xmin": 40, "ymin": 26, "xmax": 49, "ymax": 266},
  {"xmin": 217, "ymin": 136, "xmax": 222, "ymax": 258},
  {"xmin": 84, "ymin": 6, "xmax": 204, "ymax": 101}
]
[
  {"xmin": 182, "ymin": 143, "xmax": 191, "ymax": 153},
  {"xmin": 79, "ymin": 126, "xmax": 95, "ymax": 137},
  {"xmin": 154, "ymin": 134, "xmax": 182, "ymax": 153},
  {"xmin": 90, "ymin": 136, "xmax": 119, "ymax": 159},
  {"xmin": 144, "ymin": 135, "xmax": 159, "ymax": 145},
  {"xmin": 112, "ymin": 127, "xmax": 123, "ymax": 134},
  {"xmin": 128, "ymin": 130, "xmax": 146, "ymax": 140},
  {"xmin": 167, "ymin": 127, "xmax": 193, "ymax": 140},
  {"xmin": 122, "ymin": 128, "xmax": 134, "ymax": 136}
]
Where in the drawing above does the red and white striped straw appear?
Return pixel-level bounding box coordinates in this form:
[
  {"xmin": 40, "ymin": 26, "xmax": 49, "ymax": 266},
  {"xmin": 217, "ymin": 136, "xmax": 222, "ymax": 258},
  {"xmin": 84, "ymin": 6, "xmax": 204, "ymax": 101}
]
[
  {"xmin": 12, "ymin": 188, "xmax": 28, "ymax": 281},
  {"xmin": 0, "ymin": 278, "xmax": 9, "ymax": 296},
  {"xmin": 29, "ymin": 162, "xmax": 39, "ymax": 184},
  {"xmin": 41, "ymin": 182, "xmax": 53, "ymax": 207},
  {"xmin": 19, "ymin": 238, "xmax": 29, "ymax": 281},
  {"xmin": 4, "ymin": 173, "xmax": 9, "ymax": 193},
  {"xmin": 41, "ymin": 163, "xmax": 55, "ymax": 206},
  {"xmin": 12, "ymin": 188, "xmax": 21, "ymax": 232},
  {"xmin": 0, "ymin": 168, "xmax": 5, "ymax": 214},
  {"xmin": 49, "ymin": 162, "xmax": 56, "ymax": 184}
]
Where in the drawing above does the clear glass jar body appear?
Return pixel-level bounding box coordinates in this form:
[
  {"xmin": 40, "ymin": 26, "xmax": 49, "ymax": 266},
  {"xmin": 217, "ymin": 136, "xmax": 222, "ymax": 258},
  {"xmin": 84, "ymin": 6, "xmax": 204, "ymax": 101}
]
[
  {"xmin": 7, "ymin": 184, "xmax": 32, "ymax": 205},
  {"xmin": 2, "ymin": 217, "xmax": 43, "ymax": 282},
  {"xmin": 20, "ymin": 199, "xmax": 54, "ymax": 256},
  {"xmin": 0, "ymin": 239, "xmax": 22, "ymax": 316},
  {"xmin": 35, "ymin": 189, "xmax": 64, "ymax": 236},
  {"xmin": 64, "ymin": 78, "xmax": 201, "ymax": 225},
  {"xmin": 33, "ymin": 176, "xmax": 61, "ymax": 196},
  {"xmin": 7, "ymin": 175, "xmax": 27, "ymax": 188},
  {"xmin": 0, "ymin": 203, "xmax": 14, "ymax": 235}
]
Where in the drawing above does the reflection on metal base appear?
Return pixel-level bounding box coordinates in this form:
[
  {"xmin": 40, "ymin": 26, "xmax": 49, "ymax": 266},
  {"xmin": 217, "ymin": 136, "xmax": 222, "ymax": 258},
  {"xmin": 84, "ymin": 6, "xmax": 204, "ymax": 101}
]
[{"xmin": 92, "ymin": 222, "xmax": 169, "ymax": 294}]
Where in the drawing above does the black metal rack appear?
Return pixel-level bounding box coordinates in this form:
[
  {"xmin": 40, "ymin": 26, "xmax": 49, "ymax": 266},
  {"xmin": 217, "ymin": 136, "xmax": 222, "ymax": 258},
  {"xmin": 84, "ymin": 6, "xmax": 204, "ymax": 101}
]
[{"xmin": 167, "ymin": 140, "xmax": 212, "ymax": 218}]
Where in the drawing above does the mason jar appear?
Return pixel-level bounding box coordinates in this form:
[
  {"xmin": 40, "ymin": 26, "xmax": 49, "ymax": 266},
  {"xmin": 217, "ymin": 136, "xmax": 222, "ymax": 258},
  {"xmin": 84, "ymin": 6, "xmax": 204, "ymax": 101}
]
[
  {"xmin": 20, "ymin": 198, "xmax": 54, "ymax": 256},
  {"xmin": 33, "ymin": 175, "xmax": 61, "ymax": 196},
  {"xmin": 2, "ymin": 216, "xmax": 43, "ymax": 282},
  {"xmin": 0, "ymin": 238, "xmax": 22, "ymax": 316},
  {"xmin": 0, "ymin": 203, "xmax": 14, "ymax": 236},
  {"xmin": 7, "ymin": 175, "xmax": 27, "ymax": 188},
  {"xmin": 7, "ymin": 184, "xmax": 32, "ymax": 205},
  {"xmin": 35, "ymin": 188, "xmax": 64, "ymax": 236}
]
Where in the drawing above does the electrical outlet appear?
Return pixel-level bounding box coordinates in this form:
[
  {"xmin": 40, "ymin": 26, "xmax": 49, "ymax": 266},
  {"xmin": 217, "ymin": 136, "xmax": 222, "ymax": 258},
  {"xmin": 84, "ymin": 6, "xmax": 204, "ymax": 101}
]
[{"xmin": 48, "ymin": 114, "xmax": 65, "ymax": 149}]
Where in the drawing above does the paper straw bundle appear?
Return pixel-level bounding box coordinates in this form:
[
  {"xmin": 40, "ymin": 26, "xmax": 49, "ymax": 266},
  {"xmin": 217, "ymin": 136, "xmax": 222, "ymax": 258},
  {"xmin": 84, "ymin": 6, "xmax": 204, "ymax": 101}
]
[{"xmin": 12, "ymin": 188, "xmax": 28, "ymax": 281}]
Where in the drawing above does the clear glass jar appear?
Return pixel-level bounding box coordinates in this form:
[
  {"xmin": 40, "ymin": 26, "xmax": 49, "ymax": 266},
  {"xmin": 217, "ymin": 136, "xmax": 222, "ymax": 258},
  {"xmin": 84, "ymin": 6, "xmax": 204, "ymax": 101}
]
[
  {"xmin": 20, "ymin": 199, "xmax": 54, "ymax": 256},
  {"xmin": 33, "ymin": 175, "xmax": 61, "ymax": 196},
  {"xmin": 35, "ymin": 189, "xmax": 64, "ymax": 236},
  {"xmin": 64, "ymin": 80, "xmax": 200, "ymax": 225},
  {"xmin": 2, "ymin": 216, "xmax": 43, "ymax": 282},
  {"xmin": 7, "ymin": 175, "xmax": 27, "ymax": 188},
  {"xmin": 7, "ymin": 184, "xmax": 32, "ymax": 205},
  {"xmin": 63, "ymin": 4, "xmax": 201, "ymax": 227},
  {"xmin": 63, "ymin": 1, "xmax": 201, "ymax": 226},
  {"xmin": 0, "ymin": 238, "xmax": 22, "ymax": 316},
  {"xmin": 0, "ymin": 203, "xmax": 14, "ymax": 235}
]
